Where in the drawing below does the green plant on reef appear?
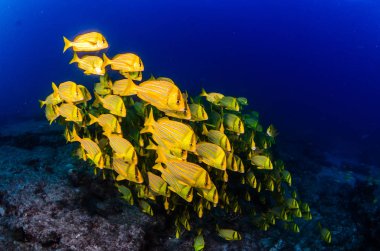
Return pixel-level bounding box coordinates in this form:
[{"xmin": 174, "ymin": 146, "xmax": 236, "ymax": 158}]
[{"xmin": 40, "ymin": 31, "xmax": 330, "ymax": 249}]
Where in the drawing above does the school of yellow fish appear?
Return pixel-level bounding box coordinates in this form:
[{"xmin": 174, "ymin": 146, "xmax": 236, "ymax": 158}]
[{"xmin": 40, "ymin": 31, "xmax": 326, "ymax": 249}]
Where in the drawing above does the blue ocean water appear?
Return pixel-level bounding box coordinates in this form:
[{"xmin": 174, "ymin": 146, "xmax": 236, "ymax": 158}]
[{"xmin": 0, "ymin": 0, "xmax": 379, "ymax": 162}]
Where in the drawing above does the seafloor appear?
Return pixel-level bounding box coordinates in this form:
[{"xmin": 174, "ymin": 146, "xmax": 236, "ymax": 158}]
[{"xmin": 0, "ymin": 119, "xmax": 379, "ymax": 251}]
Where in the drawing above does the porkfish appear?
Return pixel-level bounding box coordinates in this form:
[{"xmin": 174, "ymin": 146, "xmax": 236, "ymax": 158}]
[
  {"xmin": 70, "ymin": 127, "xmax": 104, "ymax": 168},
  {"xmin": 223, "ymin": 113, "xmax": 244, "ymax": 134},
  {"xmin": 44, "ymin": 104, "xmax": 60, "ymax": 124},
  {"xmin": 94, "ymin": 93, "xmax": 126, "ymax": 117},
  {"xmin": 39, "ymin": 82, "xmax": 62, "ymax": 107},
  {"xmin": 58, "ymin": 81, "xmax": 84, "ymax": 103},
  {"xmin": 147, "ymin": 171, "xmax": 169, "ymax": 196},
  {"xmin": 141, "ymin": 110, "xmax": 197, "ymax": 152},
  {"xmin": 196, "ymin": 142, "xmax": 227, "ymax": 171},
  {"xmin": 216, "ymin": 225, "xmax": 242, "ymax": 241},
  {"xmin": 104, "ymin": 132, "xmax": 138, "ymax": 165},
  {"xmin": 89, "ymin": 114, "xmax": 121, "ymax": 135},
  {"xmin": 58, "ymin": 103, "xmax": 83, "ymax": 123},
  {"xmin": 189, "ymin": 104, "xmax": 208, "ymax": 121},
  {"xmin": 103, "ymin": 53, "xmax": 144, "ymax": 73},
  {"xmin": 112, "ymin": 158, "xmax": 143, "ymax": 183},
  {"xmin": 163, "ymin": 160, "xmax": 211, "ymax": 189},
  {"xmin": 70, "ymin": 53, "xmax": 105, "ymax": 75},
  {"xmin": 153, "ymin": 163, "xmax": 193, "ymax": 202},
  {"xmin": 63, "ymin": 32, "xmax": 108, "ymax": 52},
  {"xmin": 202, "ymin": 124, "xmax": 231, "ymax": 151},
  {"xmin": 200, "ymin": 88, "xmax": 224, "ymax": 104},
  {"xmin": 111, "ymin": 78, "xmax": 186, "ymax": 112}
]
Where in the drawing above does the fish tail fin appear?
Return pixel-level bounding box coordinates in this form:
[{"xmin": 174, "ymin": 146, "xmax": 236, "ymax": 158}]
[
  {"xmin": 70, "ymin": 127, "xmax": 81, "ymax": 142},
  {"xmin": 102, "ymin": 53, "xmax": 112, "ymax": 66},
  {"xmin": 200, "ymin": 88, "xmax": 207, "ymax": 97},
  {"xmin": 69, "ymin": 52, "xmax": 79, "ymax": 64},
  {"xmin": 202, "ymin": 123, "xmax": 209, "ymax": 135},
  {"xmin": 116, "ymin": 175, "xmax": 126, "ymax": 181},
  {"xmin": 88, "ymin": 114, "xmax": 98, "ymax": 125},
  {"xmin": 152, "ymin": 163, "xmax": 164, "ymax": 172},
  {"xmin": 63, "ymin": 36, "xmax": 72, "ymax": 53},
  {"xmin": 122, "ymin": 78, "xmax": 138, "ymax": 96},
  {"xmin": 39, "ymin": 100, "xmax": 46, "ymax": 108},
  {"xmin": 51, "ymin": 82, "xmax": 59, "ymax": 96},
  {"xmin": 140, "ymin": 109, "xmax": 155, "ymax": 134},
  {"xmin": 146, "ymin": 139, "xmax": 158, "ymax": 150},
  {"xmin": 155, "ymin": 148, "xmax": 167, "ymax": 163},
  {"xmin": 93, "ymin": 92, "xmax": 102, "ymax": 107}
]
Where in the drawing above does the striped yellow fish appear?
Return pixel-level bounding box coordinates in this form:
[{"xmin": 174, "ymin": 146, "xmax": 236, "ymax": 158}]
[
  {"xmin": 105, "ymin": 133, "xmax": 137, "ymax": 165},
  {"xmin": 223, "ymin": 113, "xmax": 244, "ymax": 134},
  {"xmin": 251, "ymin": 155, "xmax": 273, "ymax": 170},
  {"xmin": 153, "ymin": 163, "xmax": 193, "ymax": 202},
  {"xmin": 94, "ymin": 75, "xmax": 112, "ymax": 95},
  {"xmin": 39, "ymin": 82, "xmax": 62, "ymax": 108},
  {"xmin": 58, "ymin": 103, "xmax": 83, "ymax": 122},
  {"xmin": 202, "ymin": 124, "xmax": 231, "ymax": 151},
  {"xmin": 63, "ymin": 32, "xmax": 108, "ymax": 52},
  {"xmin": 89, "ymin": 114, "xmax": 121, "ymax": 134},
  {"xmin": 70, "ymin": 127, "xmax": 104, "ymax": 168},
  {"xmin": 77, "ymin": 85, "xmax": 92, "ymax": 103},
  {"xmin": 225, "ymin": 151, "xmax": 238, "ymax": 172},
  {"xmin": 147, "ymin": 171, "xmax": 168, "ymax": 196},
  {"xmin": 163, "ymin": 160, "xmax": 211, "ymax": 189},
  {"xmin": 197, "ymin": 182, "xmax": 218, "ymax": 204},
  {"xmin": 112, "ymin": 158, "xmax": 143, "ymax": 183},
  {"xmin": 70, "ymin": 53, "xmax": 105, "ymax": 75},
  {"xmin": 141, "ymin": 110, "xmax": 197, "ymax": 152},
  {"xmin": 112, "ymin": 79, "xmax": 186, "ymax": 112},
  {"xmin": 200, "ymin": 88, "xmax": 224, "ymax": 104},
  {"xmin": 189, "ymin": 104, "xmax": 208, "ymax": 121},
  {"xmin": 45, "ymin": 104, "xmax": 60, "ymax": 124},
  {"xmin": 103, "ymin": 53, "xmax": 144, "ymax": 72},
  {"xmin": 161, "ymin": 101, "xmax": 191, "ymax": 120},
  {"xmin": 196, "ymin": 142, "xmax": 227, "ymax": 170},
  {"xmin": 94, "ymin": 93, "xmax": 126, "ymax": 117},
  {"xmin": 216, "ymin": 226, "xmax": 242, "ymax": 241},
  {"xmin": 219, "ymin": 96, "xmax": 239, "ymax": 111},
  {"xmin": 58, "ymin": 81, "xmax": 84, "ymax": 103}
]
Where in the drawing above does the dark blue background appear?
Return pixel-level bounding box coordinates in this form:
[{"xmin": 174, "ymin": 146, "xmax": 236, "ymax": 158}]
[{"xmin": 1, "ymin": 0, "xmax": 379, "ymax": 162}]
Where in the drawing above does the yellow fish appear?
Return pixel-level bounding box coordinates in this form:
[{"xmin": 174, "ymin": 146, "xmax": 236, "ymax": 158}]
[
  {"xmin": 223, "ymin": 113, "xmax": 244, "ymax": 134},
  {"xmin": 141, "ymin": 110, "xmax": 197, "ymax": 152},
  {"xmin": 39, "ymin": 82, "xmax": 62, "ymax": 107},
  {"xmin": 94, "ymin": 93, "xmax": 126, "ymax": 117},
  {"xmin": 94, "ymin": 75, "xmax": 112, "ymax": 95},
  {"xmin": 225, "ymin": 151, "xmax": 238, "ymax": 172},
  {"xmin": 202, "ymin": 124, "xmax": 231, "ymax": 151},
  {"xmin": 164, "ymin": 160, "xmax": 211, "ymax": 189},
  {"xmin": 234, "ymin": 154, "xmax": 245, "ymax": 173},
  {"xmin": 193, "ymin": 233, "xmax": 205, "ymax": 251},
  {"xmin": 251, "ymin": 155, "xmax": 273, "ymax": 170},
  {"xmin": 105, "ymin": 133, "xmax": 137, "ymax": 165},
  {"xmin": 139, "ymin": 200, "xmax": 153, "ymax": 216},
  {"xmin": 189, "ymin": 104, "xmax": 208, "ymax": 121},
  {"xmin": 219, "ymin": 96, "xmax": 239, "ymax": 111},
  {"xmin": 112, "ymin": 158, "xmax": 143, "ymax": 183},
  {"xmin": 58, "ymin": 81, "xmax": 84, "ymax": 103},
  {"xmin": 114, "ymin": 78, "xmax": 186, "ymax": 112},
  {"xmin": 267, "ymin": 124, "xmax": 278, "ymax": 137},
  {"xmin": 216, "ymin": 226, "xmax": 242, "ymax": 241},
  {"xmin": 103, "ymin": 53, "xmax": 144, "ymax": 72},
  {"xmin": 197, "ymin": 182, "xmax": 218, "ymax": 204},
  {"xmin": 196, "ymin": 142, "xmax": 227, "ymax": 171},
  {"xmin": 89, "ymin": 114, "xmax": 122, "ymax": 134},
  {"xmin": 58, "ymin": 103, "xmax": 83, "ymax": 122},
  {"xmin": 200, "ymin": 88, "xmax": 224, "ymax": 104},
  {"xmin": 44, "ymin": 104, "xmax": 60, "ymax": 124},
  {"xmin": 161, "ymin": 99, "xmax": 191, "ymax": 120},
  {"xmin": 70, "ymin": 53, "xmax": 105, "ymax": 75},
  {"xmin": 70, "ymin": 127, "xmax": 104, "ymax": 168},
  {"xmin": 147, "ymin": 171, "xmax": 168, "ymax": 196},
  {"xmin": 77, "ymin": 85, "xmax": 92, "ymax": 103},
  {"xmin": 153, "ymin": 163, "xmax": 194, "ymax": 202},
  {"xmin": 63, "ymin": 32, "xmax": 108, "ymax": 52}
]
